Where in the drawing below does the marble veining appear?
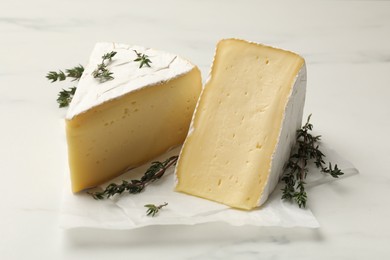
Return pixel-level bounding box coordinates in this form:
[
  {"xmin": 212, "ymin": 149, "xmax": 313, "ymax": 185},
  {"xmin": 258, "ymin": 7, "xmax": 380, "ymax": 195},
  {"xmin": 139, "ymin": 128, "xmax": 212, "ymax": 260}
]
[{"xmin": 0, "ymin": 17, "xmax": 93, "ymax": 31}]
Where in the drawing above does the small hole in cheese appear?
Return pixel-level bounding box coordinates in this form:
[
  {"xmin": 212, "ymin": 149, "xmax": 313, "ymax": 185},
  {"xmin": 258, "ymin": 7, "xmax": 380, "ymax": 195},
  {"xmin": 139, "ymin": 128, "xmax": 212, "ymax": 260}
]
[
  {"xmin": 217, "ymin": 179, "xmax": 222, "ymax": 186},
  {"xmin": 256, "ymin": 143, "xmax": 262, "ymax": 149}
]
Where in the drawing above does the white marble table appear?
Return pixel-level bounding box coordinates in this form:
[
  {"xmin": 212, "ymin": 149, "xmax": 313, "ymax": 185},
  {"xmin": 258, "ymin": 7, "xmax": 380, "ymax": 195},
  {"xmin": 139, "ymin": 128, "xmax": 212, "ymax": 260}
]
[{"xmin": 1, "ymin": 0, "xmax": 390, "ymax": 259}]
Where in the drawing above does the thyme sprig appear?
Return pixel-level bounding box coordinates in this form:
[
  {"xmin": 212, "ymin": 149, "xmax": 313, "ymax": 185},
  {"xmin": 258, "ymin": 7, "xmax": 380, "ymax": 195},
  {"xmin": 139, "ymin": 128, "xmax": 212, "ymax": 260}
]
[
  {"xmin": 145, "ymin": 202, "xmax": 168, "ymax": 217},
  {"xmin": 46, "ymin": 70, "xmax": 66, "ymax": 82},
  {"xmin": 46, "ymin": 65, "xmax": 84, "ymax": 107},
  {"xmin": 57, "ymin": 87, "xmax": 76, "ymax": 108},
  {"xmin": 46, "ymin": 65, "xmax": 84, "ymax": 83},
  {"xmin": 281, "ymin": 114, "xmax": 344, "ymax": 208},
  {"xmin": 89, "ymin": 156, "xmax": 178, "ymax": 200},
  {"xmin": 133, "ymin": 50, "xmax": 152, "ymax": 68},
  {"xmin": 92, "ymin": 51, "xmax": 117, "ymax": 82}
]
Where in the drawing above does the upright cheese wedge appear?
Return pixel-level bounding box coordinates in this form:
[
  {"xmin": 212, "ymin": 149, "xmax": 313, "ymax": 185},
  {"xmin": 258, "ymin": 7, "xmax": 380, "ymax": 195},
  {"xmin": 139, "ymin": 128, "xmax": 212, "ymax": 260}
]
[
  {"xmin": 175, "ymin": 39, "xmax": 306, "ymax": 210},
  {"xmin": 66, "ymin": 42, "xmax": 202, "ymax": 192}
]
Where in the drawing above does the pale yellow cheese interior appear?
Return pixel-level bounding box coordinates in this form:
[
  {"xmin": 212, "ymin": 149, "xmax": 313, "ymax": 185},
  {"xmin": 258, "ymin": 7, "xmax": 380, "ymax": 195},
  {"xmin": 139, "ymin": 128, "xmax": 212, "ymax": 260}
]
[
  {"xmin": 67, "ymin": 68, "xmax": 201, "ymax": 192},
  {"xmin": 175, "ymin": 39, "xmax": 304, "ymax": 210}
]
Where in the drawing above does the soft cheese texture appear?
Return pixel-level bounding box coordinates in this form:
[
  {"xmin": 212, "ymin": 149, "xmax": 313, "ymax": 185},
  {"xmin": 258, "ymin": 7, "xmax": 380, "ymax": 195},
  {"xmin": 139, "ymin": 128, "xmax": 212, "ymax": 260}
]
[
  {"xmin": 66, "ymin": 43, "xmax": 202, "ymax": 192},
  {"xmin": 175, "ymin": 39, "xmax": 306, "ymax": 210}
]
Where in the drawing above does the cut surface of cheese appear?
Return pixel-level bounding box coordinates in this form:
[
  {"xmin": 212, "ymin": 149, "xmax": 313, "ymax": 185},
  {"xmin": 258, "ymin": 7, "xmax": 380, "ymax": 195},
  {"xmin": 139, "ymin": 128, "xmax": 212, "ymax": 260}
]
[
  {"xmin": 66, "ymin": 42, "xmax": 202, "ymax": 192},
  {"xmin": 175, "ymin": 39, "xmax": 306, "ymax": 210}
]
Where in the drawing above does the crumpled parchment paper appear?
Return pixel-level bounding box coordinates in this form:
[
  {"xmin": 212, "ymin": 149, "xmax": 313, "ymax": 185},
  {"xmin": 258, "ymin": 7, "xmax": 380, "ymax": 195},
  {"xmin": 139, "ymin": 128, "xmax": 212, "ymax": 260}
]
[{"xmin": 60, "ymin": 144, "xmax": 358, "ymax": 229}]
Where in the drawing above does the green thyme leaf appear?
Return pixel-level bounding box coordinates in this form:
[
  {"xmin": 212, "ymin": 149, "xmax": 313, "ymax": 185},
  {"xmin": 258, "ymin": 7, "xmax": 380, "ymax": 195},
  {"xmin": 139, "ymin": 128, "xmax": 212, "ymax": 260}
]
[
  {"xmin": 57, "ymin": 87, "xmax": 76, "ymax": 108},
  {"xmin": 65, "ymin": 65, "xmax": 84, "ymax": 81},
  {"xmin": 145, "ymin": 202, "xmax": 168, "ymax": 217},
  {"xmin": 92, "ymin": 51, "xmax": 117, "ymax": 82},
  {"xmin": 281, "ymin": 114, "xmax": 344, "ymax": 208},
  {"xmin": 88, "ymin": 156, "xmax": 178, "ymax": 200},
  {"xmin": 46, "ymin": 65, "xmax": 84, "ymax": 107},
  {"xmin": 133, "ymin": 50, "xmax": 152, "ymax": 68},
  {"xmin": 46, "ymin": 70, "xmax": 66, "ymax": 82},
  {"xmin": 46, "ymin": 65, "xmax": 84, "ymax": 83}
]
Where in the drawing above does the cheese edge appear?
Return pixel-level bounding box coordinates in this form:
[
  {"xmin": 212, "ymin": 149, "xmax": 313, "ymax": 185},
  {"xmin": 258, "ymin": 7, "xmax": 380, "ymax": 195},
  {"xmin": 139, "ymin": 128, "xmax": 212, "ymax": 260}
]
[
  {"xmin": 174, "ymin": 39, "xmax": 307, "ymax": 209},
  {"xmin": 66, "ymin": 42, "xmax": 197, "ymax": 120},
  {"xmin": 257, "ymin": 63, "xmax": 307, "ymax": 206}
]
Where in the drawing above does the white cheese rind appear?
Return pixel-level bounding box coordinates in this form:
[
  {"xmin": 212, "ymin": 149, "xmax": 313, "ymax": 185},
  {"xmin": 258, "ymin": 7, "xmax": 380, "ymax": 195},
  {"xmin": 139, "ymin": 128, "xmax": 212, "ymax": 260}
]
[
  {"xmin": 66, "ymin": 42, "xmax": 194, "ymax": 120},
  {"xmin": 257, "ymin": 64, "xmax": 307, "ymax": 206}
]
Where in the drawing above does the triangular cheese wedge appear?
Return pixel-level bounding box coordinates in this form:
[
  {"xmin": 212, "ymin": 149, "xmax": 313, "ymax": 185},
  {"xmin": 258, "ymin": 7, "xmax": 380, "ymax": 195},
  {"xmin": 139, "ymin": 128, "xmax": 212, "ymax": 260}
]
[
  {"xmin": 175, "ymin": 39, "xmax": 306, "ymax": 210},
  {"xmin": 66, "ymin": 42, "xmax": 202, "ymax": 192}
]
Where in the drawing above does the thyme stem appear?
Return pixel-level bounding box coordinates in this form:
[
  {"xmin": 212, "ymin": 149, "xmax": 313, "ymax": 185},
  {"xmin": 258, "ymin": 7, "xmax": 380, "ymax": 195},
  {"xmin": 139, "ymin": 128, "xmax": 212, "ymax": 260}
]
[
  {"xmin": 145, "ymin": 202, "xmax": 168, "ymax": 217},
  {"xmin": 46, "ymin": 65, "xmax": 84, "ymax": 107},
  {"xmin": 92, "ymin": 51, "xmax": 117, "ymax": 82},
  {"xmin": 281, "ymin": 114, "xmax": 344, "ymax": 208},
  {"xmin": 88, "ymin": 156, "xmax": 178, "ymax": 200}
]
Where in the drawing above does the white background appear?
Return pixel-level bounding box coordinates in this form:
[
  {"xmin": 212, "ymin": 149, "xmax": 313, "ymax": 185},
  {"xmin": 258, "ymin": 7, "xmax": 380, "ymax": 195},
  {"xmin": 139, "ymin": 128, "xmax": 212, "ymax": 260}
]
[{"xmin": 1, "ymin": 0, "xmax": 390, "ymax": 259}]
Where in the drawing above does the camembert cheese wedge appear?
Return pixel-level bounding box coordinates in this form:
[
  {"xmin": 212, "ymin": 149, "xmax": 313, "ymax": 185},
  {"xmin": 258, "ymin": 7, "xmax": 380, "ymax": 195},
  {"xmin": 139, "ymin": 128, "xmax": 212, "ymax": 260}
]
[
  {"xmin": 66, "ymin": 42, "xmax": 202, "ymax": 192},
  {"xmin": 175, "ymin": 39, "xmax": 306, "ymax": 210}
]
